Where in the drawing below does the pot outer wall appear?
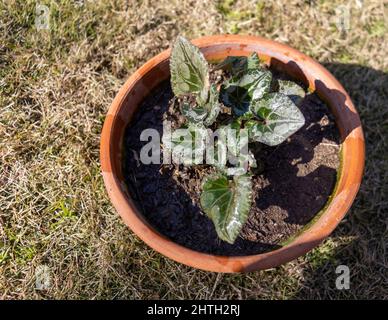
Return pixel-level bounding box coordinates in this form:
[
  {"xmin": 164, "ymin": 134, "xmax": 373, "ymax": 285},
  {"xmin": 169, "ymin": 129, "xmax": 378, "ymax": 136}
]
[{"xmin": 100, "ymin": 35, "xmax": 365, "ymax": 273}]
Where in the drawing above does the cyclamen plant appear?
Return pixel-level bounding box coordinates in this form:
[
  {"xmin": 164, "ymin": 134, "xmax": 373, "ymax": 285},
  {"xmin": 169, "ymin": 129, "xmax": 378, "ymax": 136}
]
[{"xmin": 166, "ymin": 36, "xmax": 305, "ymax": 244}]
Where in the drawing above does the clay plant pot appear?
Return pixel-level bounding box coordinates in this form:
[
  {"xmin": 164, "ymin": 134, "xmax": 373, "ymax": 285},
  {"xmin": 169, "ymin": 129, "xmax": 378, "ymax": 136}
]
[{"xmin": 100, "ymin": 35, "xmax": 365, "ymax": 272}]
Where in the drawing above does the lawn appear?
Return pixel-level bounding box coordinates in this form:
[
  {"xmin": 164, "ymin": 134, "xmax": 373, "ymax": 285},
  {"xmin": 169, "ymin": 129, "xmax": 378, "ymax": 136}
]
[{"xmin": 0, "ymin": 0, "xmax": 387, "ymax": 299}]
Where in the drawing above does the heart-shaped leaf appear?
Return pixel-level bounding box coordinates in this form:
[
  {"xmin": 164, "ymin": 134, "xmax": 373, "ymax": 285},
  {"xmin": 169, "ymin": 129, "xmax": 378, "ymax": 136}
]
[
  {"xmin": 200, "ymin": 173, "xmax": 252, "ymax": 244},
  {"xmin": 220, "ymin": 68, "xmax": 272, "ymax": 116},
  {"xmin": 277, "ymin": 79, "xmax": 306, "ymax": 106},
  {"xmin": 170, "ymin": 36, "xmax": 210, "ymax": 100},
  {"xmin": 246, "ymin": 93, "xmax": 305, "ymax": 146},
  {"xmin": 215, "ymin": 52, "xmax": 261, "ymax": 75}
]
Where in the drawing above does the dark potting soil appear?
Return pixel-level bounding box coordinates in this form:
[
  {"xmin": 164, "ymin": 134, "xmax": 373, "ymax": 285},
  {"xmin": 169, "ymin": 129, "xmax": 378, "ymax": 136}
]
[{"xmin": 122, "ymin": 71, "xmax": 340, "ymax": 256}]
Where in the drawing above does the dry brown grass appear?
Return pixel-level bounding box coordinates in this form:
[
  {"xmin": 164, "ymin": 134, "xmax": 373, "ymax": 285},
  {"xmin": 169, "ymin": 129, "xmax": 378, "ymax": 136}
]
[{"xmin": 0, "ymin": 0, "xmax": 387, "ymax": 299}]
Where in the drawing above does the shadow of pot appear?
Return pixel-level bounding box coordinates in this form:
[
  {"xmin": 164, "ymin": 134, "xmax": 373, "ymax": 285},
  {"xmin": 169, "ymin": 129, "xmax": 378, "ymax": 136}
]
[{"xmin": 100, "ymin": 35, "xmax": 365, "ymax": 273}]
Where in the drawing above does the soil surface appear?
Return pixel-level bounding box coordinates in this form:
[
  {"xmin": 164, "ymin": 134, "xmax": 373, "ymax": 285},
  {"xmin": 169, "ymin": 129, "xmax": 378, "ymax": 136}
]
[{"xmin": 122, "ymin": 70, "xmax": 340, "ymax": 256}]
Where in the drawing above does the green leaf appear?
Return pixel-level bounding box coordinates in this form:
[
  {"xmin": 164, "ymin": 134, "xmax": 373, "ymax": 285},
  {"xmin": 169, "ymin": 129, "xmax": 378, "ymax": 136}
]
[
  {"xmin": 239, "ymin": 69, "xmax": 272, "ymax": 100},
  {"xmin": 170, "ymin": 36, "xmax": 210, "ymax": 99},
  {"xmin": 181, "ymin": 103, "xmax": 208, "ymax": 123},
  {"xmin": 200, "ymin": 173, "xmax": 252, "ymax": 244},
  {"xmin": 215, "ymin": 52, "xmax": 261, "ymax": 75},
  {"xmin": 220, "ymin": 68, "xmax": 272, "ymax": 116},
  {"xmin": 247, "ymin": 52, "xmax": 261, "ymax": 70},
  {"xmin": 165, "ymin": 124, "xmax": 208, "ymax": 165},
  {"xmin": 246, "ymin": 93, "xmax": 305, "ymax": 146},
  {"xmin": 182, "ymin": 84, "xmax": 220, "ymax": 126},
  {"xmin": 277, "ymin": 80, "xmax": 306, "ymax": 106},
  {"xmin": 215, "ymin": 56, "xmax": 246, "ymax": 74},
  {"xmin": 207, "ymin": 120, "xmax": 244, "ymax": 170},
  {"xmin": 212, "ymin": 122, "xmax": 255, "ymax": 175},
  {"xmin": 202, "ymin": 84, "xmax": 221, "ymax": 126}
]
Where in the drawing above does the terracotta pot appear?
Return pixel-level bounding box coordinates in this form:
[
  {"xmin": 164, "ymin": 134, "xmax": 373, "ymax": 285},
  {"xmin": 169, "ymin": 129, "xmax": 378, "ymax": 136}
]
[{"xmin": 100, "ymin": 35, "xmax": 365, "ymax": 272}]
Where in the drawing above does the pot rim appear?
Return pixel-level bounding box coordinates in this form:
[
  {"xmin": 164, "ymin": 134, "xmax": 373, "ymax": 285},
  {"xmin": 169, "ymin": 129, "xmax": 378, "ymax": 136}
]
[{"xmin": 100, "ymin": 35, "xmax": 365, "ymax": 272}]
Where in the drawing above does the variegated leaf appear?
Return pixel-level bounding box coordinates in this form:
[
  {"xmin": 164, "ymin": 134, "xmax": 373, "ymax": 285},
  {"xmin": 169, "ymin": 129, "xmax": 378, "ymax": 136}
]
[
  {"xmin": 170, "ymin": 36, "xmax": 210, "ymax": 99},
  {"xmin": 246, "ymin": 93, "xmax": 305, "ymax": 146},
  {"xmin": 200, "ymin": 173, "xmax": 252, "ymax": 244}
]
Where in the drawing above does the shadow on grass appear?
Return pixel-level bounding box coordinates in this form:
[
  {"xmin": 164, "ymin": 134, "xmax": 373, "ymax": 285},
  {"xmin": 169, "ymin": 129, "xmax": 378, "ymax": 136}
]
[{"xmin": 292, "ymin": 63, "xmax": 388, "ymax": 299}]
